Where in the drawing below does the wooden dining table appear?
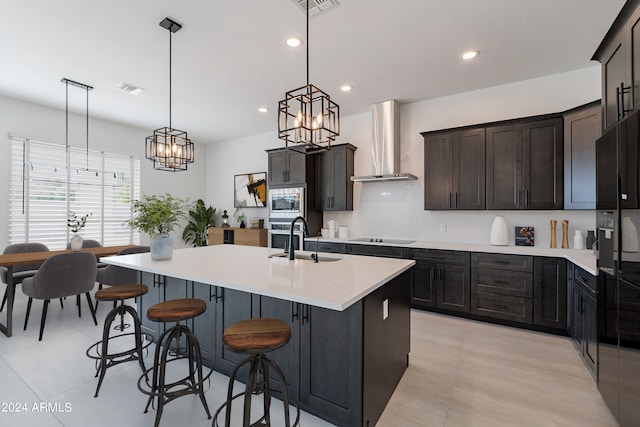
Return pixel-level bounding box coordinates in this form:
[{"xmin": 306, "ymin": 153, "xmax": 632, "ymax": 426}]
[{"xmin": 0, "ymin": 245, "xmax": 135, "ymax": 337}]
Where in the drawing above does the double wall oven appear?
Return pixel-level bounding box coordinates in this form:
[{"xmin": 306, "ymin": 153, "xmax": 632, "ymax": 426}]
[{"xmin": 268, "ymin": 187, "xmax": 305, "ymax": 250}]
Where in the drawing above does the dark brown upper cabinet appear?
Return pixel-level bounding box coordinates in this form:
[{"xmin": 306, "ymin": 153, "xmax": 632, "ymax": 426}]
[
  {"xmin": 593, "ymin": 0, "xmax": 640, "ymax": 131},
  {"xmin": 266, "ymin": 148, "xmax": 315, "ymax": 186},
  {"xmin": 423, "ymin": 128, "xmax": 485, "ymax": 210},
  {"xmin": 316, "ymin": 143, "xmax": 356, "ymax": 211},
  {"xmin": 563, "ymin": 101, "xmax": 601, "ymax": 210},
  {"xmin": 486, "ymin": 117, "xmax": 563, "ymax": 210}
]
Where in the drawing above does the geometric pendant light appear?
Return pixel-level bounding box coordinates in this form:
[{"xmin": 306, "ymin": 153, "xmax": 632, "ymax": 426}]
[
  {"xmin": 277, "ymin": 2, "xmax": 340, "ymax": 154},
  {"xmin": 145, "ymin": 17, "xmax": 194, "ymax": 171}
]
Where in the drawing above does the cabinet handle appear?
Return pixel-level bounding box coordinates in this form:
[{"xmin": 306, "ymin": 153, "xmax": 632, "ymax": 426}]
[
  {"xmin": 438, "ymin": 267, "xmax": 443, "ymax": 281},
  {"xmin": 430, "ymin": 267, "xmax": 435, "ymax": 283},
  {"xmin": 617, "ymin": 85, "xmax": 621, "ymax": 120},
  {"xmin": 455, "ymin": 192, "xmax": 458, "ymax": 208},
  {"xmin": 327, "ymin": 196, "xmax": 331, "ymax": 207},
  {"xmin": 291, "ymin": 302, "xmax": 299, "ymax": 323},
  {"xmin": 618, "ymin": 82, "xmax": 631, "ymax": 120},
  {"xmin": 517, "ymin": 190, "xmax": 521, "ymax": 208},
  {"xmin": 448, "ymin": 193, "xmax": 452, "ymax": 209},
  {"xmin": 524, "ymin": 190, "xmax": 529, "ymax": 207},
  {"xmin": 302, "ymin": 304, "xmax": 310, "ymax": 324}
]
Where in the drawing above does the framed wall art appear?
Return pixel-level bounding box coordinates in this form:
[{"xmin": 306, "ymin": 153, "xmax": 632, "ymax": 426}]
[{"xmin": 234, "ymin": 172, "xmax": 267, "ymax": 208}]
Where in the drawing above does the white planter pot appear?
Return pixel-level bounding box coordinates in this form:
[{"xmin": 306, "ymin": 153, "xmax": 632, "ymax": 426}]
[
  {"xmin": 150, "ymin": 234, "xmax": 174, "ymax": 260},
  {"xmin": 70, "ymin": 234, "xmax": 83, "ymax": 251}
]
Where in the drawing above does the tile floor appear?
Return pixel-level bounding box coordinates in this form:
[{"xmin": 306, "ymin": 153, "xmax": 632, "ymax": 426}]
[{"xmin": 0, "ymin": 291, "xmax": 619, "ymax": 427}]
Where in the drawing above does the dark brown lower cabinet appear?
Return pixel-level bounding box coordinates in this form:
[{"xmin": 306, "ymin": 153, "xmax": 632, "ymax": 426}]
[
  {"xmin": 533, "ymin": 257, "xmax": 568, "ymax": 330},
  {"xmin": 410, "ymin": 249, "xmax": 470, "ymax": 312},
  {"xmin": 471, "ymin": 253, "xmax": 534, "ymax": 324},
  {"xmin": 571, "ymin": 265, "xmax": 598, "ymax": 380}
]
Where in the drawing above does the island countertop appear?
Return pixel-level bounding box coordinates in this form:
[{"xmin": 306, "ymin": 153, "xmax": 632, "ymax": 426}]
[{"xmin": 100, "ymin": 245, "xmax": 415, "ymax": 311}]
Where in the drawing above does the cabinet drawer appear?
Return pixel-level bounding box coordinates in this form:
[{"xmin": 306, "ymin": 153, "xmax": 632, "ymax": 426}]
[
  {"xmin": 472, "ymin": 269, "xmax": 532, "ymax": 298},
  {"xmin": 304, "ymin": 241, "xmax": 347, "ymax": 254},
  {"xmin": 471, "ymin": 291, "xmax": 532, "ymax": 324},
  {"xmin": 410, "ymin": 249, "xmax": 470, "ymax": 266},
  {"xmin": 574, "ymin": 266, "xmax": 597, "ymax": 294},
  {"xmin": 472, "ymin": 253, "xmax": 533, "ymax": 272},
  {"xmin": 347, "ymin": 244, "xmax": 407, "ymax": 259}
]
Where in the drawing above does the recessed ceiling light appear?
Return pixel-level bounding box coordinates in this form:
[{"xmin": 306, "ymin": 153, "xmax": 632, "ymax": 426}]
[
  {"xmin": 285, "ymin": 37, "xmax": 303, "ymax": 48},
  {"xmin": 340, "ymin": 84, "xmax": 353, "ymax": 92},
  {"xmin": 258, "ymin": 107, "xmax": 269, "ymax": 113},
  {"xmin": 460, "ymin": 50, "xmax": 479, "ymax": 60}
]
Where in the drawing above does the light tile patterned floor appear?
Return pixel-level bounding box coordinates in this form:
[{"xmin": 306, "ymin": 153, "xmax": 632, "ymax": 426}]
[{"xmin": 0, "ymin": 291, "xmax": 619, "ymax": 426}]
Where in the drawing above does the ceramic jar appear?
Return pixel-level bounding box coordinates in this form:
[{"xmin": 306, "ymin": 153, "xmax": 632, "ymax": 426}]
[{"xmin": 490, "ymin": 216, "xmax": 508, "ymax": 246}]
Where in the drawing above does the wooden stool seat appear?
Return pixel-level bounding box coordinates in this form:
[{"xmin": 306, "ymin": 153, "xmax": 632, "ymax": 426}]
[
  {"xmin": 147, "ymin": 298, "xmax": 206, "ymax": 323},
  {"xmin": 95, "ymin": 284, "xmax": 148, "ymax": 301},
  {"xmin": 223, "ymin": 318, "xmax": 291, "ymax": 353}
]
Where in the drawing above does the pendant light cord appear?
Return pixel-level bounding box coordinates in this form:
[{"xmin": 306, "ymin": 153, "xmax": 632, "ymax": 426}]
[
  {"xmin": 86, "ymin": 84, "xmax": 89, "ymax": 170},
  {"xmin": 306, "ymin": 1, "xmax": 309, "ymax": 87},
  {"xmin": 169, "ymin": 28, "xmax": 172, "ymax": 131}
]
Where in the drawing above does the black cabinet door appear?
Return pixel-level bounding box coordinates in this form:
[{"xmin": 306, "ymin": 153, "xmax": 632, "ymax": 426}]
[
  {"xmin": 411, "ymin": 259, "xmax": 437, "ymax": 308},
  {"xmin": 486, "ymin": 124, "xmax": 522, "ymax": 209},
  {"xmin": 138, "ymin": 272, "xmax": 162, "ymax": 339},
  {"xmin": 596, "ymin": 125, "xmax": 619, "ymax": 210},
  {"xmin": 287, "ymin": 150, "xmax": 307, "ymax": 184},
  {"xmin": 299, "ymin": 302, "xmax": 363, "ymax": 427},
  {"xmin": 603, "ymin": 39, "xmax": 629, "ymax": 130},
  {"xmin": 522, "ymin": 118, "xmax": 563, "ymax": 209},
  {"xmin": 317, "ymin": 144, "xmax": 355, "ymax": 211},
  {"xmin": 572, "ymin": 286, "xmax": 585, "ymax": 350},
  {"xmin": 191, "ymin": 283, "xmax": 216, "ymax": 364},
  {"xmin": 424, "ymin": 132, "xmax": 453, "ymax": 209},
  {"xmin": 437, "ymin": 263, "xmax": 470, "ymax": 313},
  {"xmin": 533, "ymin": 257, "xmax": 567, "ymax": 330},
  {"xmin": 584, "ymin": 293, "xmax": 598, "ymax": 377},
  {"xmin": 213, "ymin": 287, "xmax": 253, "ymax": 377},
  {"xmin": 424, "ymin": 129, "xmax": 485, "ymax": 210},
  {"xmin": 268, "ymin": 150, "xmax": 289, "ymax": 185},
  {"xmin": 252, "ymin": 295, "xmax": 300, "ymax": 400},
  {"xmin": 454, "ymin": 128, "xmax": 486, "ymax": 209},
  {"xmin": 564, "ymin": 102, "xmax": 601, "ymax": 210}
]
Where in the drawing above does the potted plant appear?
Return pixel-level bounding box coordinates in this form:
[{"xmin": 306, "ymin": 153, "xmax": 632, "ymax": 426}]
[
  {"xmin": 68, "ymin": 211, "xmax": 91, "ymax": 251},
  {"xmin": 234, "ymin": 205, "xmax": 246, "ymax": 228},
  {"xmin": 182, "ymin": 199, "xmax": 216, "ymax": 247},
  {"xmin": 126, "ymin": 193, "xmax": 189, "ymax": 260}
]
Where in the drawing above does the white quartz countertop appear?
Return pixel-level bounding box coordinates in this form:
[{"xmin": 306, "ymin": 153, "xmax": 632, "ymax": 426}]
[
  {"xmin": 307, "ymin": 237, "xmax": 598, "ymax": 275},
  {"xmin": 100, "ymin": 245, "xmax": 415, "ymax": 311}
]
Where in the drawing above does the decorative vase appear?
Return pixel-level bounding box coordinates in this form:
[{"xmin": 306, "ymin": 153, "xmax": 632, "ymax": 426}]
[
  {"xmin": 550, "ymin": 220, "xmax": 557, "ymax": 248},
  {"xmin": 70, "ymin": 234, "xmax": 83, "ymax": 251},
  {"xmin": 586, "ymin": 230, "xmax": 596, "ymax": 249},
  {"xmin": 573, "ymin": 230, "xmax": 584, "ymax": 250},
  {"xmin": 240, "ymin": 220, "xmax": 246, "ymax": 229},
  {"xmin": 490, "ymin": 216, "xmax": 508, "ymax": 246},
  {"xmin": 150, "ymin": 234, "xmax": 174, "ymax": 260},
  {"xmin": 561, "ymin": 220, "xmax": 569, "ymax": 249}
]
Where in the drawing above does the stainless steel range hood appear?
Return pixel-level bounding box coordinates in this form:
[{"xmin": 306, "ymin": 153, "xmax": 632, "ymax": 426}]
[{"xmin": 351, "ymin": 100, "xmax": 417, "ymax": 182}]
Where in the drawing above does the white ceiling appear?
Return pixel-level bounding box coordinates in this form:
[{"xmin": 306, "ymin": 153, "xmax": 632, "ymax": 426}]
[{"xmin": 0, "ymin": 0, "xmax": 626, "ymax": 144}]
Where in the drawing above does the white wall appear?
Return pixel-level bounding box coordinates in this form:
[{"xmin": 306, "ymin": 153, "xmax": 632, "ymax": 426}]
[
  {"xmin": 206, "ymin": 66, "xmax": 602, "ymax": 248},
  {"xmin": 0, "ymin": 94, "xmax": 208, "ymax": 249}
]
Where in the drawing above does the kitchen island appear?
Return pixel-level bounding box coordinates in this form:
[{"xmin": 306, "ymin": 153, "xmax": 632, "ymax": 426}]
[{"xmin": 100, "ymin": 244, "xmax": 415, "ymax": 427}]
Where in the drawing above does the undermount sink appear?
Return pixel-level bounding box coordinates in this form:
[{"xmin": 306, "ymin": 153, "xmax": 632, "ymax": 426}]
[{"xmin": 268, "ymin": 252, "xmax": 344, "ymax": 262}]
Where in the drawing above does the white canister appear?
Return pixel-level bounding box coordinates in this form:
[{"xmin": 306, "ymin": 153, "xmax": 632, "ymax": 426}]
[
  {"xmin": 490, "ymin": 215, "xmax": 508, "ymax": 246},
  {"xmin": 338, "ymin": 226, "xmax": 349, "ymax": 239},
  {"xmin": 327, "ymin": 220, "xmax": 337, "ymax": 238},
  {"xmin": 573, "ymin": 230, "xmax": 584, "ymax": 250},
  {"xmin": 321, "ymin": 228, "xmax": 329, "ymax": 238}
]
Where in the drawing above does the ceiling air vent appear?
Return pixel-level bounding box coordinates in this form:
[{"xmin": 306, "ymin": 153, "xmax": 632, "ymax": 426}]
[
  {"xmin": 115, "ymin": 82, "xmax": 146, "ymax": 96},
  {"xmin": 291, "ymin": 0, "xmax": 339, "ymax": 16}
]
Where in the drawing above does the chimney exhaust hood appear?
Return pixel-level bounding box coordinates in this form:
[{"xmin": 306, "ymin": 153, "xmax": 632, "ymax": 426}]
[{"xmin": 351, "ymin": 100, "xmax": 417, "ymax": 182}]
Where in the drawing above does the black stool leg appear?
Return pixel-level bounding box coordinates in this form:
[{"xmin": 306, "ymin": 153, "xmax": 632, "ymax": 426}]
[{"xmin": 94, "ymin": 303, "xmax": 121, "ymax": 397}]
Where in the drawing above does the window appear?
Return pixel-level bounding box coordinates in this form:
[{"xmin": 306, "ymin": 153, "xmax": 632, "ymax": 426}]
[{"xmin": 9, "ymin": 138, "xmax": 140, "ymax": 249}]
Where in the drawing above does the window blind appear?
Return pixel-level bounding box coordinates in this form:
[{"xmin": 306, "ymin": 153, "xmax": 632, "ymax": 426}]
[{"xmin": 9, "ymin": 138, "xmax": 140, "ymax": 249}]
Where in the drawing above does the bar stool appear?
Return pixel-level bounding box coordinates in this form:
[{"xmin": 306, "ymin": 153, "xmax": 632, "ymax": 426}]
[
  {"xmin": 86, "ymin": 284, "xmax": 153, "ymax": 397},
  {"xmin": 138, "ymin": 298, "xmax": 212, "ymax": 427},
  {"xmin": 213, "ymin": 318, "xmax": 300, "ymax": 427}
]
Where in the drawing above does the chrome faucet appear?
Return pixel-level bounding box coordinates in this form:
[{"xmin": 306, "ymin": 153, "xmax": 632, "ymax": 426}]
[{"xmin": 289, "ymin": 216, "xmax": 310, "ymax": 260}]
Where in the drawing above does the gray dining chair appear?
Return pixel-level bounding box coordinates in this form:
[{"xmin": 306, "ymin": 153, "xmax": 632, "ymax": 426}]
[
  {"xmin": 95, "ymin": 246, "xmax": 150, "ymax": 313},
  {"xmin": 0, "ymin": 242, "xmax": 50, "ymax": 312},
  {"xmin": 22, "ymin": 251, "xmax": 98, "ymax": 341}
]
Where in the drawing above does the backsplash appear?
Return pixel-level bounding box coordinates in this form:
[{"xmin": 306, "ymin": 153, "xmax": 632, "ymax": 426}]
[{"xmin": 324, "ymin": 180, "xmax": 595, "ymax": 248}]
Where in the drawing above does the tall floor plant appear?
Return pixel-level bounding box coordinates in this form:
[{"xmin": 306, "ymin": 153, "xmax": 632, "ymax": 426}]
[{"xmin": 182, "ymin": 199, "xmax": 216, "ymax": 247}]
